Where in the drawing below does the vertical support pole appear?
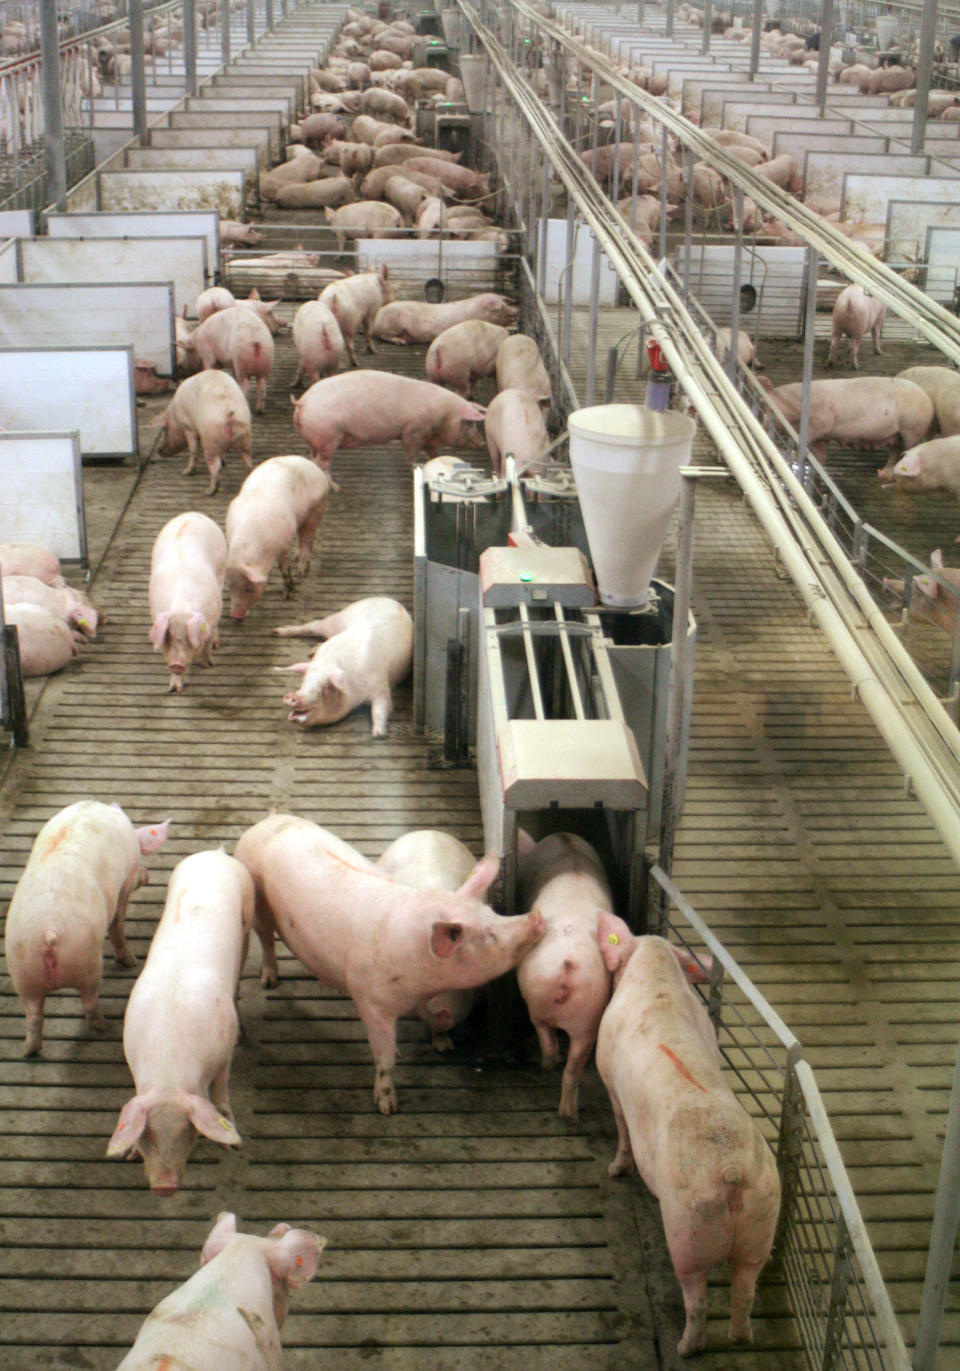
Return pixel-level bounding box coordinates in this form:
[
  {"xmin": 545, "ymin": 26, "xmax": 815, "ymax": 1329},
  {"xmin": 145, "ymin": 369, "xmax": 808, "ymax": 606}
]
[
  {"xmin": 129, "ymin": 0, "xmax": 147, "ymax": 143},
  {"xmin": 527, "ymin": 135, "xmax": 538, "ymax": 260},
  {"xmin": 637, "ymin": 1, "xmax": 644, "ymax": 24},
  {"xmin": 796, "ymin": 245, "xmax": 819, "ymax": 481},
  {"xmin": 611, "ymin": 103, "xmax": 622, "ymax": 206},
  {"xmin": 912, "ymin": 0, "xmax": 939, "ymax": 154},
  {"xmin": 247, "ymin": 0, "xmax": 256, "ymax": 47},
  {"xmin": 815, "ymin": 0, "xmax": 835, "ymax": 111},
  {"xmin": 749, "ymin": 0, "xmax": 763, "ymax": 79},
  {"xmin": 537, "ymin": 154, "xmax": 549, "ymax": 297},
  {"xmin": 656, "ymin": 472, "xmax": 696, "ymax": 892},
  {"xmin": 266, "ymin": 0, "xmax": 274, "ymax": 30},
  {"xmin": 630, "ymin": 104, "xmax": 641, "ymax": 230},
  {"xmin": 585, "ymin": 236, "xmax": 601, "ymax": 405},
  {"xmin": 666, "ymin": 0, "xmax": 675, "ymax": 39},
  {"xmin": 221, "ymin": 0, "xmax": 230, "ymax": 67},
  {"xmin": 658, "ymin": 121, "xmax": 669, "ymax": 259},
  {"xmin": 913, "ymin": 1025, "xmax": 960, "ymax": 1371},
  {"xmin": 562, "ymin": 200, "xmax": 576, "ymax": 373},
  {"xmin": 39, "ymin": 0, "xmax": 66, "ymax": 210},
  {"xmin": 702, "ymin": 0, "xmax": 712, "ymax": 56},
  {"xmin": 183, "ymin": 0, "xmax": 197, "ymax": 98},
  {"xmin": 728, "ymin": 189, "xmax": 744, "ymax": 384}
]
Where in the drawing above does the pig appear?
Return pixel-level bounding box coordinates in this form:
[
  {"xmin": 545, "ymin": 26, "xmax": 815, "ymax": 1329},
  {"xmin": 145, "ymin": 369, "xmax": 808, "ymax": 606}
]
[
  {"xmin": 319, "ymin": 264, "xmax": 395, "ymax": 366},
  {"xmin": 351, "ymin": 114, "xmax": 415, "ymax": 146},
  {"xmin": 579, "ymin": 142, "xmax": 650, "ymax": 186},
  {"xmin": 225, "ymin": 455, "xmax": 333, "ymax": 620},
  {"xmin": 259, "ymin": 150, "xmax": 322, "ymax": 200},
  {"xmin": 701, "ymin": 128, "xmax": 770, "ymax": 157},
  {"xmin": 375, "ymin": 830, "xmax": 479, "ymax": 1048},
  {"xmin": 883, "ymin": 548, "xmax": 960, "ymax": 634},
  {"xmin": 897, "ymin": 366, "xmax": 960, "ymax": 437},
  {"xmin": 299, "ymin": 111, "xmax": 347, "ymax": 148},
  {"xmin": 178, "ymin": 306, "xmax": 274, "ymax": 414},
  {"xmin": 485, "ymin": 388, "xmax": 550, "ymax": 476},
  {"xmin": 616, "ymin": 192, "xmax": 676, "ymax": 238},
  {"xmin": 880, "ymin": 435, "xmax": 960, "ymax": 499},
  {"xmin": 373, "ymin": 142, "xmax": 461, "ymax": 169},
  {"xmin": 2, "ymin": 574, "xmax": 100, "ymax": 638},
  {"xmin": 234, "ymin": 813, "xmax": 545, "ymax": 1113},
  {"xmin": 496, "ymin": 334, "xmax": 552, "ymax": 405},
  {"xmin": 292, "ymin": 370, "xmax": 486, "ymax": 466},
  {"xmin": 690, "ymin": 162, "xmax": 727, "ymax": 211},
  {"xmin": 516, "ymin": 833, "xmax": 615, "ymax": 1122},
  {"xmin": 152, "ymin": 369, "xmax": 253, "ymax": 495},
  {"xmin": 106, "ymin": 850, "xmax": 254, "ymax": 1193},
  {"xmin": 416, "ymin": 195, "xmax": 447, "ymax": 237},
  {"xmin": 383, "ymin": 173, "xmax": 429, "ymax": 219},
  {"xmin": 115, "ymin": 1212, "xmax": 324, "ymax": 1371},
  {"xmin": 134, "ymin": 360, "xmax": 175, "ymax": 395},
  {"xmin": 148, "ymin": 512, "xmax": 227, "ymax": 693},
  {"xmin": 219, "ymin": 219, "xmax": 264, "ymax": 247},
  {"xmin": 836, "ymin": 62, "xmax": 873, "ymax": 86},
  {"xmin": 4, "ymin": 801, "xmax": 169, "ymax": 1056},
  {"xmin": 401, "ymin": 156, "xmax": 491, "ymax": 199},
  {"xmin": 724, "ymin": 144, "xmax": 767, "ymax": 167},
  {"xmin": 370, "ymin": 48, "xmax": 404, "ymax": 70},
  {"xmin": 715, "ymin": 327, "xmax": 757, "ymax": 369},
  {"xmin": 274, "ymin": 595, "xmax": 413, "ymax": 736},
  {"xmin": 174, "ymin": 312, "xmax": 202, "ymax": 377},
  {"xmin": 361, "ymin": 86, "xmax": 410, "ymax": 122},
  {"xmin": 324, "ymin": 200, "xmax": 405, "ymax": 251},
  {"xmin": 756, "ymin": 152, "xmax": 802, "ymax": 193},
  {"xmin": 196, "ymin": 284, "xmax": 235, "ymax": 323},
  {"xmin": 5, "ymin": 603, "xmax": 81, "ymax": 676},
  {"xmin": 826, "ymin": 285, "xmax": 886, "ymax": 369},
  {"xmin": 597, "ymin": 918, "xmax": 781, "ymax": 1357},
  {"xmin": 862, "ymin": 65, "xmax": 915, "ymax": 95},
  {"xmin": 425, "ymin": 320, "xmax": 511, "ymax": 397},
  {"xmin": 0, "ymin": 541, "xmax": 63, "ymax": 585},
  {"xmin": 765, "ymin": 376, "xmax": 934, "ymax": 467},
  {"xmin": 274, "ymin": 175, "xmax": 358, "ymax": 209},
  {"xmin": 362, "ymin": 164, "xmax": 447, "ymax": 199},
  {"xmin": 372, "ymin": 293, "xmax": 518, "ymax": 344},
  {"xmin": 292, "ymin": 299, "xmax": 344, "ymax": 385}
]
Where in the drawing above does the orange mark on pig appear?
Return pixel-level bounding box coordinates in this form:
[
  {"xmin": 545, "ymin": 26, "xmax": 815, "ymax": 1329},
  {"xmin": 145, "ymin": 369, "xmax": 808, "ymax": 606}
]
[
  {"xmin": 658, "ymin": 1043, "xmax": 706, "ymax": 1092},
  {"xmin": 39, "ymin": 829, "xmax": 68, "ymax": 859}
]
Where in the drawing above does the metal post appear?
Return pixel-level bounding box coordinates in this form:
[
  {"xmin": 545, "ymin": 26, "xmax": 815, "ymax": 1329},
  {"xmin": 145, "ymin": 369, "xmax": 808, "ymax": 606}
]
[
  {"xmin": 129, "ymin": 0, "xmax": 147, "ymax": 143},
  {"xmin": 611, "ymin": 102, "xmax": 622, "ymax": 206},
  {"xmin": 657, "ymin": 472, "xmax": 697, "ymax": 887},
  {"xmin": 221, "ymin": 0, "xmax": 230, "ymax": 66},
  {"xmin": 913, "ymin": 1025, "xmax": 960, "ymax": 1370},
  {"xmin": 247, "ymin": 0, "xmax": 256, "ymax": 46},
  {"xmin": 266, "ymin": 0, "xmax": 274, "ymax": 29},
  {"xmin": 183, "ymin": 0, "xmax": 197, "ymax": 98},
  {"xmin": 702, "ymin": 0, "xmax": 711, "ymax": 56},
  {"xmin": 796, "ymin": 245, "xmax": 820, "ymax": 480},
  {"xmin": 562, "ymin": 200, "xmax": 576, "ymax": 371},
  {"xmin": 39, "ymin": 0, "xmax": 66, "ymax": 210},
  {"xmin": 815, "ymin": 0, "xmax": 835, "ymax": 111},
  {"xmin": 666, "ymin": 0, "xmax": 675, "ymax": 39},
  {"xmin": 728, "ymin": 189, "xmax": 744, "ymax": 384},
  {"xmin": 823, "ymin": 1216, "xmax": 854, "ymax": 1371},
  {"xmin": 527, "ymin": 133, "xmax": 538, "ymax": 260},
  {"xmin": 682, "ymin": 148, "xmax": 694, "ymax": 309},
  {"xmin": 537, "ymin": 155, "xmax": 549, "ymax": 298},
  {"xmin": 911, "ymin": 0, "xmax": 939, "ymax": 154},
  {"xmin": 749, "ymin": 0, "xmax": 763, "ymax": 79},
  {"xmin": 658, "ymin": 122, "xmax": 669, "ymax": 259},
  {"xmin": 630, "ymin": 105, "xmax": 640, "ymax": 230},
  {"xmin": 585, "ymin": 236, "xmax": 601, "ymax": 404}
]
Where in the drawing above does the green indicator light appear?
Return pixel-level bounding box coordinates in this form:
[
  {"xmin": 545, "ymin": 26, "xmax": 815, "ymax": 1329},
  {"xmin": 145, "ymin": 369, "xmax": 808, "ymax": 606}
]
[{"xmin": 520, "ymin": 572, "xmax": 533, "ymax": 583}]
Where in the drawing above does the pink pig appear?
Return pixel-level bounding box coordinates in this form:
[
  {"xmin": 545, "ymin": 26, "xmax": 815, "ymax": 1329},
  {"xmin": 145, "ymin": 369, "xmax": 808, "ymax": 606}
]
[
  {"xmin": 274, "ymin": 595, "xmax": 413, "ymax": 735},
  {"xmin": 234, "ymin": 813, "xmax": 545, "ymax": 1113},
  {"xmin": 115, "ymin": 1212, "xmax": 323, "ymax": 1371},
  {"xmin": 517, "ymin": 833, "xmax": 615, "ymax": 1122},
  {"xmin": 225, "ymin": 455, "xmax": 333, "ymax": 619},
  {"xmin": 0, "ymin": 541, "xmax": 64, "ymax": 585},
  {"xmin": 425, "ymin": 320, "xmax": 510, "ymax": 397},
  {"xmin": 292, "ymin": 299, "xmax": 344, "ymax": 385},
  {"xmin": 292, "ymin": 370, "xmax": 486, "ymax": 466},
  {"xmin": 5, "ymin": 603, "xmax": 83, "ymax": 676},
  {"xmin": 765, "ymin": 376, "xmax": 933, "ymax": 468},
  {"xmin": 826, "ymin": 285, "xmax": 886, "ymax": 369},
  {"xmin": 371, "ymin": 293, "xmax": 518, "ymax": 344},
  {"xmin": 149, "ymin": 512, "xmax": 226, "ymax": 692},
  {"xmin": 107, "ymin": 850, "xmax": 254, "ymax": 1194},
  {"xmin": 496, "ymin": 334, "xmax": 552, "ymax": 405},
  {"xmin": 2, "ymin": 574, "xmax": 99, "ymax": 638},
  {"xmin": 882, "ymin": 434, "xmax": 960, "ymax": 498},
  {"xmin": 153, "ymin": 369, "xmax": 253, "ymax": 495},
  {"xmin": 319, "ymin": 264, "xmax": 396, "ymax": 367},
  {"xmin": 485, "ymin": 388, "xmax": 550, "ymax": 476},
  {"xmin": 3, "ymin": 801, "xmax": 169, "ymax": 1055},
  {"xmin": 177, "ymin": 306, "xmax": 274, "ymax": 414},
  {"xmin": 376, "ymin": 829, "xmax": 480, "ymax": 1049},
  {"xmin": 597, "ymin": 919, "xmax": 780, "ymax": 1356}
]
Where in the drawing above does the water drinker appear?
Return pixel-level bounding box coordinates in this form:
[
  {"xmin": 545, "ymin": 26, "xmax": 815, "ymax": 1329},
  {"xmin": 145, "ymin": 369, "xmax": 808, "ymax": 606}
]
[
  {"xmin": 567, "ymin": 405, "xmax": 695, "ymax": 609},
  {"xmin": 875, "ymin": 15, "xmax": 898, "ymax": 48}
]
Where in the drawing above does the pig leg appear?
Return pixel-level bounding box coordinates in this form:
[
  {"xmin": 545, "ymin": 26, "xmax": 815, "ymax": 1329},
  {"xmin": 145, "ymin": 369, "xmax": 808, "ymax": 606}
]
[
  {"xmin": 850, "ymin": 336, "xmax": 861, "ymax": 370},
  {"xmin": 370, "ymin": 689, "xmax": 393, "ymax": 738},
  {"xmin": 558, "ymin": 1036, "xmax": 593, "ymax": 1123},
  {"xmin": 182, "ymin": 429, "xmax": 200, "ymax": 477},
  {"xmin": 79, "ymin": 984, "xmax": 109, "ymax": 1036},
  {"xmin": 235, "ymin": 431, "xmax": 253, "ymax": 473},
  {"xmin": 362, "ymin": 316, "xmax": 378, "ymax": 355},
  {"xmin": 535, "ymin": 1023, "xmax": 561, "ymax": 1071},
  {"xmin": 255, "ymin": 377, "xmax": 267, "ymax": 415},
  {"xmin": 728, "ymin": 1260, "xmax": 764, "ymax": 1343},
  {"xmin": 400, "ymin": 418, "xmax": 442, "ymax": 464},
  {"xmin": 274, "ymin": 619, "xmax": 334, "ymax": 639},
  {"xmin": 202, "ymin": 444, "xmax": 223, "ymax": 496},
  {"xmin": 675, "ymin": 1267, "xmax": 709, "ymax": 1357},
  {"xmin": 606, "ymin": 1091, "xmax": 635, "ymax": 1177},
  {"xmin": 296, "ymin": 503, "xmax": 328, "ymax": 575},
  {"xmin": 22, "ymin": 994, "xmax": 45, "ymax": 1057},
  {"xmin": 342, "ymin": 329, "xmax": 359, "ymax": 368},
  {"xmin": 825, "ymin": 326, "xmax": 840, "ymax": 368},
  {"xmin": 355, "ymin": 1004, "xmax": 399, "ymax": 1114},
  {"xmin": 108, "ymin": 888, "xmax": 138, "ymax": 968},
  {"xmin": 254, "ymin": 895, "xmax": 280, "ymax": 988},
  {"xmin": 871, "ymin": 318, "xmax": 884, "ymax": 357}
]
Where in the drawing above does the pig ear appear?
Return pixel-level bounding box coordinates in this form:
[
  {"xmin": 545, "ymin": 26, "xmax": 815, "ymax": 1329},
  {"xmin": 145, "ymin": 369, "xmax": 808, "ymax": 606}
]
[
  {"xmin": 276, "ymin": 661, "xmax": 311, "ymax": 676},
  {"xmin": 185, "ymin": 1095, "xmax": 242, "ymax": 1148},
  {"xmin": 247, "ymin": 287, "xmax": 261, "ymax": 300},
  {"xmin": 670, "ymin": 945, "xmax": 713, "ymax": 985},
  {"xmin": 380, "ymin": 263, "xmax": 389, "ymax": 281},
  {"xmin": 265, "ymin": 1229, "xmax": 326, "ymax": 1290},
  {"xmin": 598, "ymin": 913, "xmax": 633, "ymax": 974},
  {"xmin": 932, "ymin": 549, "xmax": 944, "ymax": 570},
  {"xmin": 456, "ymin": 853, "xmax": 499, "ymax": 900},
  {"xmin": 186, "ymin": 613, "xmax": 208, "ymax": 648},
  {"xmin": 201, "ymin": 1212, "xmax": 238, "ymax": 1265},
  {"xmin": 149, "ymin": 612, "xmax": 171, "ymax": 650},
  {"xmin": 136, "ymin": 819, "xmax": 170, "ymax": 855},
  {"xmin": 430, "ymin": 921, "xmax": 465, "ymax": 958},
  {"xmin": 327, "ymin": 666, "xmax": 349, "ymax": 694},
  {"xmin": 896, "ymin": 451, "xmax": 920, "ymax": 477},
  {"xmin": 267, "ymin": 1221, "xmax": 292, "ymax": 1238},
  {"xmin": 106, "ymin": 1094, "xmax": 153, "ymax": 1157}
]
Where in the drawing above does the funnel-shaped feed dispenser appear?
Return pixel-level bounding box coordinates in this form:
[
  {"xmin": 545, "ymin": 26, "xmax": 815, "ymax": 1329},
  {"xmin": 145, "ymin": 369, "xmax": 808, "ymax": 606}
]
[{"xmin": 567, "ymin": 405, "xmax": 696, "ymax": 609}]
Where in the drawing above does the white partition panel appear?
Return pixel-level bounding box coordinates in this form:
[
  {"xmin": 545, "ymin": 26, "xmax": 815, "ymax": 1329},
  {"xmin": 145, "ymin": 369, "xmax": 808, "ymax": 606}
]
[
  {"xmin": 124, "ymin": 146, "xmax": 259, "ymax": 184},
  {"xmin": 0, "ymin": 432, "xmax": 86, "ymax": 563},
  {"xmin": 45, "ymin": 211, "xmax": 219, "ymax": 277},
  {"xmin": 842, "ymin": 174, "xmax": 960, "ymax": 225},
  {"xmin": 149, "ymin": 126, "xmax": 271, "ymax": 169},
  {"xmin": 0, "ymin": 210, "xmax": 32, "ymax": 237},
  {"xmin": 0, "ymin": 239, "xmax": 17, "ymax": 283},
  {"xmin": 0, "ymin": 283, "xmax": 175, "ymax": 373},
  {"xmin": 357, "ymin": 238, "xmax": 500, "ymax": 276},
  {"xmin": 925, "ymin": 227, "xmax": 960, "ymax": 305},
  {"xmin": 539, "ymin": 219, "xmax": 617, "ymax": 305},
  {"xmin": 672, "ymin": 245, "xmax": 807, "ymax": 337},
  {"xmin": 0, "ymin": 347, "xmax": 137, "ymax": 458},
  {"xmin": 17, "ymin": 237, "xmax": 208, "ymax": 316},
  {"xmin": 98, "ymin": 169, "xmax": 244, "ymax": 218},
  {"xmin": 805, "ymin": 151, "xmax": 928, "ymax": 202}
]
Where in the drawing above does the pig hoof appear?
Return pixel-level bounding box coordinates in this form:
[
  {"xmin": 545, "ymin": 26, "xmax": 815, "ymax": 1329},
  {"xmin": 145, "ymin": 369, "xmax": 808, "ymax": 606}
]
[
  {"xmin": 374, "ymin": 1080, "xmax": 397, "ymax": 1115},
  {"xmin": 431, "ymin": 1033, "xmax": 455, "ymax": 1052},
  {"xmin": 260, "ymin": 968, "xmax": 279, "ymax": 989},
  {"xmin": 168, "ymin": 679, "xmax": 184, "ymax": 694},
  {"xmin": 23, "ymin": 1037, "xmax": 41, "ymax": 1058},
  {"xmin": 116, "ymin": 950, "xmax": 137, "ymax": 968}
]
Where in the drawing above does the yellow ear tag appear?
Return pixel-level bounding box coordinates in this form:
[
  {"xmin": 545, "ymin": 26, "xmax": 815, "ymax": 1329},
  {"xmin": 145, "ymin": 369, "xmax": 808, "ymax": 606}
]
[
  {"xmin": 201, "ymin": 621, "xmax": 208, "ymax": 632},
  {"xmin": 608, "ymin": 934, "xmax": 619, "ymax": 945},
  {"xmin": 78, "ymin": 618, "xmax": 90, "ymax": 630},
  {"xmin": 219, "ymin": 1117, "xmax": 231, "ymax": 1129}
]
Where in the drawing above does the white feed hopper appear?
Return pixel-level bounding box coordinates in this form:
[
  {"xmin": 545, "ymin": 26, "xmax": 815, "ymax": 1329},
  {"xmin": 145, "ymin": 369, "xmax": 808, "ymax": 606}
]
[{"xmin": 567, "ymin": 405, "xmax": 695, "ymax": 609}]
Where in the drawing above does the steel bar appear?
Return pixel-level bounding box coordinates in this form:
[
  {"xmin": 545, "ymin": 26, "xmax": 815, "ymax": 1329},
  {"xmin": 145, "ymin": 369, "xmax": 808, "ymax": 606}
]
[
  {"xmin": 585, "ymin": 234, "xmax": 601, "ymax": 405},
  {"xmin": 129, "ymin": 0, "xmax": 147, "ymax": 141},
  {"xmin": 749, "ymin": 0, "xmax": 762, "ymax": 79},
  {"xmin": 220, "ymin": 0, "xmax": 230, "ymax": 66},
  {"xmin": 555, "ymin": 604, "xmax": 586, "ymax": 721},
  {"xmin": 796, "ymin": 245, "xmax": 820, "ymax": 481},
  {"xmin": 815, "ymin": 0, "xmax": 834, "ymax": 111},
  {"xmin": 657, "ymin": 472, "xmax": 697, "ymax": 890},
  {"xmin": 912, "ymin": 0, "xmax": 939, "ymax": 155},
  {"xmin": 728, "ymin": 189, "xmax": 744, "ymax": 385},
  {"xmin": 517, "ymin": 603, "xmax": 545, "ymax": 721},
  {"xmin": 183, "ymin": 0, "xmax": 197, "ymax": 98},
  {"xmin": 247, "ymin": 0, "xmax": 256, "ymax": 46},
  {"xmin": 39, "ymin": 0, "xmax": 65, "ymax": 210},
  {"xmin": 701, "ymin": 0, "xmax": 711, "ymax": 56}
]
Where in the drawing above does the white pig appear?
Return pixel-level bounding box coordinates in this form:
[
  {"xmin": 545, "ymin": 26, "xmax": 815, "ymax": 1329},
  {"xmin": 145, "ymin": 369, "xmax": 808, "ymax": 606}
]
[
  {"xmin": 517, "ymin": 833, "xmax": 615, "ymax": 1122},
  {"xmin": 225, "ymin": 456, "xmax": 333, "ymax": 620},
  {"xmin": 115, "ymin": 1211, "xmax": 324, "ymax": 1371},
  {"xmin": 319, "ymin": 264, "xmax": 396, "ymax": 367},
  {"xmin": 149, "ymin": 512, "xmax": 226, "ymax": 693},
  {"xmin": 495, "ymin": 334, "xmax": 552, "ymax": 405},
  {"xmin": 826, "ymin": 285, "xmax": 886, "ymax": 369},
  {"xmin": 425, "ymin": 320, "xmax": 511, "ymax": 398},
  {"xmin": 4, "ymin": 801, "xmax": 169, "ymax": 1055},
  {"xmin": 485, "ymin": 388, "xmax": 550, "ymax": 475},
  {"xmin": 153, "ymin": 369, "xmax": 253, "ymax": 495},
  {"xmin": 177, "ymin": 306, "xmax": 274, "ymax": 414},
  {"xmin": 881, "ymin": 435, "xmax": 960, "ymax": 500},
  {"xmin": 896, "ymin": 366, "xmax": 960, "ymax": 438},
  {"xmin": 0, "ymin": 541, "xmax": 64, "ymax": 585},
  {"xmin": 597, "ymin": 917, "xmax": 780, "ymax": 1357},
  {"xmin": 234, "ymin": 813, "xmax": 545, "ymax": 1113},
  {"xmin": 106, "ymin": 850, "xmax": 254, "ymax": 1194},
  {"xmin": 2, "ymin": 574, "xmax": 99, "ymax": 638},
  {"xmin": 4, "ymin": 603, "xmax": 82, "ymax": 676},
  {"xmin": 292, "ymin": 298, "xmax": 344, "ymax": 386},
  {"xmin": 376, "ymin": 829, "xmax": 479, "ymax": 1048},
  {"xmin": 274, "ymin": 595, "xmax": 413, "ymax": 736}
]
